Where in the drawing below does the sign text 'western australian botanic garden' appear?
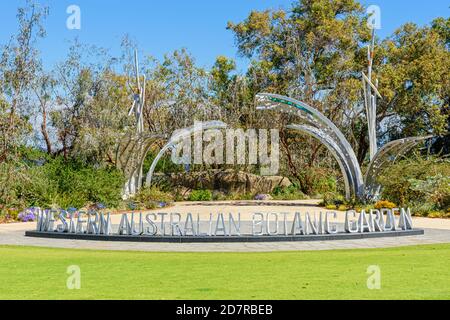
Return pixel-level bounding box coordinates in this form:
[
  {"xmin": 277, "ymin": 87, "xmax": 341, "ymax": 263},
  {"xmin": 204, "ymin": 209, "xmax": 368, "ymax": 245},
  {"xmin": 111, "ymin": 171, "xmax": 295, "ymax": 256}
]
[{"xmin": 32, "ymin": 208, "xmax": 415, "ymax": 239}]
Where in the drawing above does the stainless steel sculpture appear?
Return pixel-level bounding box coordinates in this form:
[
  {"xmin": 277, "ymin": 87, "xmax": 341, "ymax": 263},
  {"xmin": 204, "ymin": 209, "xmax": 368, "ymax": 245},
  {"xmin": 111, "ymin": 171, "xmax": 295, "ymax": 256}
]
[
  {"xmin": 129, "ymin": 50, "xmax": 146, "ymax": 135},
  {"xmin": 363, "ymin": 29, "xmax": 382, "ymax": 161},
  {"xmin": 255, "ymin": 30, "xmax": 431, "ymax": 202},
  {"xmin": 256, "ymin": 92, "xmax": 430, "ymax": 202},
  {"xmin": 257, "ymin": 93, "xmax": 364, "ymax": 200},
  {"xmin": 116, "ymin": 132, "xmax": 166, "ymax": 199},
  {"xmin": 286, "ymin": 124, "xmax": 353, "ymax": 200},
  {"xmin": 364, "ymin": 135, "xmax": 432, "ymax": 202},
  {"xmin": 145, "ymin": 121, "xmax": 228, "ymax": 187},
  {"xmin": 120, "ymin": 31, "xmax": 429, "ymax": 202},
  {"xmin": 118, "ymin": 51, "xmax": 229, "ymax": 198},
  {"xmin": 120, "ymin": 50, "xmax": 147, "ymax": 198}
]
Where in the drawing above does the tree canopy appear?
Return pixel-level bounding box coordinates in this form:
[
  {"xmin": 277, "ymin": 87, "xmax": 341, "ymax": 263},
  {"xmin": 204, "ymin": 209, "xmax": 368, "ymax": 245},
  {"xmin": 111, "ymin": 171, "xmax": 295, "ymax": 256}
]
[{"xmin": 0, "ymin": 0, "xmax": 448, "ymax": 210}]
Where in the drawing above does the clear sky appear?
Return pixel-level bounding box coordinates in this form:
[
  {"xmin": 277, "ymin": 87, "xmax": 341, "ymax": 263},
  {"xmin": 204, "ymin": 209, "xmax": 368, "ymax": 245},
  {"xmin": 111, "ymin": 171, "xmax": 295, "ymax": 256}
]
[{"xmin": 0, "ymin": 0, "xmax": 448, "ymax": 71}]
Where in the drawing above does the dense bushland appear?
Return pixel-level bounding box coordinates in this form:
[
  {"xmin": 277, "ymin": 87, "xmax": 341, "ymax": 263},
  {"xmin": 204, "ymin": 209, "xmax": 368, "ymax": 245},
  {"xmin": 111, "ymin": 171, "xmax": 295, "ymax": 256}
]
[
  {"xmin": 0, "ymin": 0, "xmax": 448, "ymax": 220},
  {"xmin": 379, "ymin": 156, "xmax": 450, "ymax": 217},
  {"xmin": 0, "ymin": 148, "xmax": 124, "ymax": 215}
]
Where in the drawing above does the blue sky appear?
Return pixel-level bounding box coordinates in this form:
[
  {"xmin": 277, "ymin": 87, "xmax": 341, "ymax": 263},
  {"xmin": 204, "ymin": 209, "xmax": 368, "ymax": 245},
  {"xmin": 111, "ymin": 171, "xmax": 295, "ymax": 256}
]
[{"xmin": 0, "ymin": 0, "xmax": 448, "ymax": 71}]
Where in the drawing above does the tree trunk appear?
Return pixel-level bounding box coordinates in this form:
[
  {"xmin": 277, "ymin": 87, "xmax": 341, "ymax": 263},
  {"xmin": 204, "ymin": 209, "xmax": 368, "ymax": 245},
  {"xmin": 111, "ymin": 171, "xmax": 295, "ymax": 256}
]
[
  {"xmin": 280, "ymin": 130, "xmax": 305, "ymax": 192},
  {"xmin": 40, "ymin": 106, "xmax": 52, "ymax": 154},
  {"xmin": 357, "ymin": 133, "xmax": 369, "ymax": 164}
]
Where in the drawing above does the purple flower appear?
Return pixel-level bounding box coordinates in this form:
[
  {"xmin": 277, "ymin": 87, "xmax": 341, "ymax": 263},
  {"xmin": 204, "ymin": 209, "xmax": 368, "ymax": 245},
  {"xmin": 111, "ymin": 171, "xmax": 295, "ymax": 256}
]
[
  {"xmin": 96, "ymin": 203, "xmax": 106, "ymax": 210},
  {"xmin": 158, "ymin": 202, "xmax": 167, "ymax": 208},
  {"xmin": 18, "ymin": 209, "xmax": 36, "ymax": 222},
  {"xmin": 254, "ymin": 194, "xmax": 272, "ymax": 201}
]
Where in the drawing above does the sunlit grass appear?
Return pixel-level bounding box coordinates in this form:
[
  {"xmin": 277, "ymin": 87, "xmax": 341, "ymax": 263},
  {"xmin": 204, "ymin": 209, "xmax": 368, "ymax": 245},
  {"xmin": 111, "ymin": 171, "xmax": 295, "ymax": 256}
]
[{"xmin": 0, "ymin": 244, "xmax": 449, "ymax": 300}]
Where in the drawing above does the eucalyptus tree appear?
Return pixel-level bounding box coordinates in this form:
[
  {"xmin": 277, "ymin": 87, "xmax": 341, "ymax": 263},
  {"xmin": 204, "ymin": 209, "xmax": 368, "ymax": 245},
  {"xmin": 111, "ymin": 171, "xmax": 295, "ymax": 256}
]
[
  {"xmin": 430, "ymin": 17, "xmax": 450, "ymax": 154},
  {"xmin": 0, "ymin": 1, "xmax": 49, "ymax": 209},
  {"xmin": 227, "ymin": 0, "xmax": 371, "ymax": 193},
  {"xmin": 51, "ymin": 41, "xmax": 130, "ymax": 165},
  {"xmin": 0, "ymin": 0, "xmax": 48, "ymax": 162},
  {"xmin": 32, "ymin": 70, "xmax": 56, "ymax": 155},
  {"xmin": 210, "ymin": 56, "xmax": 255, "ymax": 127},
  {"xmin": 154, "ymin": 49, "xmax": 214, "ymax": 129},
  {"xmin": 227, "ymin": 0, "xmax": 449, "ymax": 195},
  {"xmin": 376, "ymin": 19, "xmax": 449, "ymax": 152}
]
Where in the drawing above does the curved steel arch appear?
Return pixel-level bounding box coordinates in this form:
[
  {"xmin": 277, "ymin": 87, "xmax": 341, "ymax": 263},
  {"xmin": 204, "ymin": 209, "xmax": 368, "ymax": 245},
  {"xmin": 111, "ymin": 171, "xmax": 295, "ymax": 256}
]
[
  {"xmin": 287, "ymin": 124, "xmax": 353, "ymax": 200},
  {"xmin": 116, "ymin": 133, "xmax": 166, "ymax": 174},
  {"xmin": 117, "ymin": 133, "xmax": 167, "ymax": 199},
  {"xmin": 145, "ymin": 121, "xmax": 228, "ymax": 187},
  {"xmin": 256, "ymin": 93, "xmax": 365, "ymax": 200},
  {"xmin": 364, "ymin": 136, "xmax": 432, "ymax": 202}
]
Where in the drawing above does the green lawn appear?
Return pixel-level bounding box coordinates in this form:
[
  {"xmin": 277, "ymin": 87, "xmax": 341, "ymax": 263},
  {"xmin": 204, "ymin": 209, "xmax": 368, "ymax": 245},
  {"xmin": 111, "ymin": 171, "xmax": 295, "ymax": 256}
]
[{"xmin": 0, "ymin": 244, "xmax": 449, "ymax": 300}]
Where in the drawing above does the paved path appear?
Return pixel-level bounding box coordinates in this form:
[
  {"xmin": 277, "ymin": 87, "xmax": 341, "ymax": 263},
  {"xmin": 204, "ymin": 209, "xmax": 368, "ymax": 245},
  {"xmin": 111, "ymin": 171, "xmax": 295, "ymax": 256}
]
[{"xmin": 1, "ymin": 201, "xmax": 450, "ymax": 252}]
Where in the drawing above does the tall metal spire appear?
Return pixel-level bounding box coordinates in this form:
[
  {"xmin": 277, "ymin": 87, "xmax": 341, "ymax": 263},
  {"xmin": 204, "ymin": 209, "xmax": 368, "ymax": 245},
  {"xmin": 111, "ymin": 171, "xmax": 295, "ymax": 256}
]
[
  {"xmin": 128, "ymin": 50, "xmax": 146, "ymax": 135},
  {"xmin": 362, "ymin": 29, "xmax": 382, "ymax": 161},
  {"xmin": 124, "ymin": 50, "xmax": 147, "ymax": 198}
]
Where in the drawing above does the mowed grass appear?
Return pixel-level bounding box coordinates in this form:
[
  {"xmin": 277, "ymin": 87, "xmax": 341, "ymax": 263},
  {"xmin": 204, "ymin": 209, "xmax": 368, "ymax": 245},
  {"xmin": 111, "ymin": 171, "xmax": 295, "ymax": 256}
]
[{"xmin": 0, "ymin": 244, "xmax": 450, "ymax": 300}]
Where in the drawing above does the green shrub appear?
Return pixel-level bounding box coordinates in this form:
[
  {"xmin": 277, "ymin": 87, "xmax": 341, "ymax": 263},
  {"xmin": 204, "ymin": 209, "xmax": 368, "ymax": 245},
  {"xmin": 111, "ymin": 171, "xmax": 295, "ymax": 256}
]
[
  {"xmin": 188, "ymin": 190, "xmax": 213, "ymax": 201},
  {"xmin": 41, "ymin": 158, "xmax": 124, "ymax": 209},
  {"xmin": 143, "ymin": 151, "xmax": 184, "ymax": 175},
  {"xmin": 212, "ymin": 191, "xmax": 228, "ymax": 201},
  {"xmin": 2, "ymin": 155, "xmax": 125, "ymax": 211},
  {"xmin": 409, "ymin": 174, "xmax": 450, "ymax": 209},
  {"xmin": 409, "ymin": 201, "xmax": 437, "ymax": 217},
  {"xmin": 0, "ymin": 162, "xmax": 29, "ymax": 211},
  {"xmin": 312, "ymin": 175, "xmax": 337, "ymax": 197},
  {"xmin": 428, "ymin": 211, "xmax": 450, "ymax": 219},
  {"xmin": 321, "ymin": 192, "xmax": 345, "ymax": 207},
  {"xmin": 378, "ymin": 156, "xmax": 450, "ymax": 216},
  {"xmin": 6, "ymin": 208, "xmax": 19, "ymax": 221},
  {"xmin": 132, "ymin": 187, "xmax": 174, "ymax": 210},
  {"xmin": 297, "ymin": 167, "xmax": 339, "ymax": 196},
  {"xmin": 272, "ymin": 184, "xmax": 307, "ymax": 200}
]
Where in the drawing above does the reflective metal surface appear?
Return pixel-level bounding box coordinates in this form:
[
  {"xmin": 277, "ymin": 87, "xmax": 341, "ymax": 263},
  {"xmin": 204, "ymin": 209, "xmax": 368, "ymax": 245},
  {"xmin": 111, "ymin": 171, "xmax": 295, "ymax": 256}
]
[
  {"xmin": 256, "ymin": 92, "xmax": 431, "ymax": 202},
  {"xmin": 364, "ymin": 136, "xmax": 432, "ymax": 202},
  {"xmin": 145, "ymin": 121, "xmax": 227, "ymax": 187},
  {"xmin": 116, "ymin": 132, "xmax": 167, "ymax": 198},
  {"xmin": 257, "ymin": 93, "xmax": 365, "ymax": 200}
]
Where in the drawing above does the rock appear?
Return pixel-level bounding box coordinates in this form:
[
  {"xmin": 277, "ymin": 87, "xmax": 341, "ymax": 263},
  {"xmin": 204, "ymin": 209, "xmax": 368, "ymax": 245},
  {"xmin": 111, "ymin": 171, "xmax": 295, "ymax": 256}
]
[
  {"xmin": 246, "ymin": 175, "xmax": 292, "ymax": 194},
  {"xmin": 215, "ymin": 170, "xmax": 249, "ymax": 194},
  {"xmin": 156, "ymin": 170, "xmax": 292, "ymax": 195}
]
